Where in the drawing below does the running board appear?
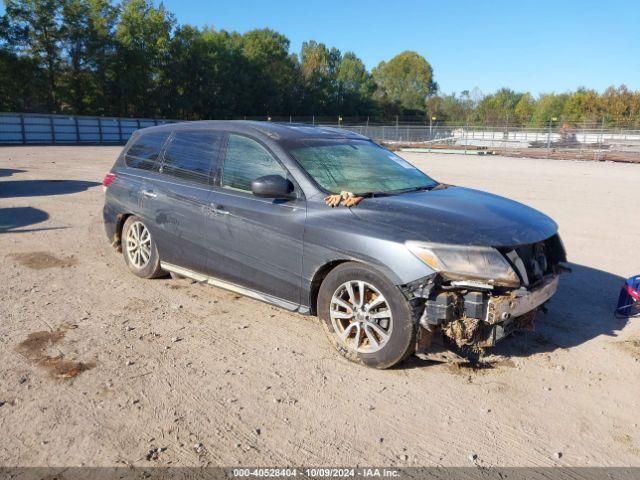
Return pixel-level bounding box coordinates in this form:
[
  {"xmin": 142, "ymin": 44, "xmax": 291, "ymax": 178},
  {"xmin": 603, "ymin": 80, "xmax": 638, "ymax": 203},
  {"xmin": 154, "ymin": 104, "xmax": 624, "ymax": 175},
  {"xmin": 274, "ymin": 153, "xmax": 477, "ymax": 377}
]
[{"xmin": 160, "ymin": 262, "xmax": 307, "ymax": 313}]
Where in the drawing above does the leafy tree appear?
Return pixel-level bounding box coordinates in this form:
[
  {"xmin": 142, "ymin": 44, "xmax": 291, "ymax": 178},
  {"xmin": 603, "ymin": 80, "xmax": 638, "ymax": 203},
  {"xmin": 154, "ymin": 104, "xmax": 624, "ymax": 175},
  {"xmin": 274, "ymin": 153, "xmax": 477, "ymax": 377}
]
[
  {"xmin": 335, "ymin": 51, "xmax": 375, "ymax": 115},
  {"xmin": 600, "ymin": 85, "xmax": 640, "ymax": 127},
  {"xmin": 372, "ymin": 51, "xmax": 436, "ymax": 112},
  {"xmin": 240, "ymin": 28, "xmax": 299, "ymax": 115},
  {"xmin": 3, "ymin": 0, "xmax": 640, "ymax": 127},
  {"xmin": 531, "ymin": 93, "xmax": 569, "ymax": 126},
  {"xmin": 114, "ymin": 0, "xmax": 174, "ymax": 116},
  {"xmin": 299, "ymin": 40, "xmax": 341, "ymax": 114},
  {"xmin": 162, "ymin": 26, "xmax": 250, "ymax": 119},
  {"xmin": 474, "ymin": 88, "xmax": 522, "ymax": 126},
  {"xmin": 563, "ymin": 88, "xmax": 601, "ymax": 125},
  {"xmin": 3, "ymin": 0, "xmax": 64, "ymax": 111},
  {"xmin": 514, "ymin": 93, "xmax": 535, "ymax": 126}
]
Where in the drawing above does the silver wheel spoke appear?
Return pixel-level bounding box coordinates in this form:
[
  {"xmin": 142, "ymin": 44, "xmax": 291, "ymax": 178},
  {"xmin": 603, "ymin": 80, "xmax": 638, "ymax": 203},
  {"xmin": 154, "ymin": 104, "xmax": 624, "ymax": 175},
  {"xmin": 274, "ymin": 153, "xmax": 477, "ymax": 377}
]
[
  {"xmin": 332, "ymin": 297, "xmax": 353, "ymax": 311},
  {"xmin": 332, "ymin": 310, "xmax": 354, "ymax": 319},
  {"xmin": 366, "ymin": 295, "xmax": 385, "ymax": 311},
  {"xmin": 345, "ymin": 282, "xmax": 356, "ymax": 306},
  {"xmin": 366, "ymin": 322, "xmax": 390, "ymax": 342},
  {"xmin": 369, "ymin": 310, "xmax": 392, "ymax": 319},
  {"xmin": 357, "ymin": 281, "xmax": 365, "ymax": 307},
  {"xmin": 330, "ymin": 280, "xmax": 393, "ymax": 354},
  {"xmin": 363, "ymin": 325, "xmax": 380, "ymax": 348},
  {"xmin": 340, "ymin": 322, "xmax": 357, "ymax": 342},
  {"xmin": 127, "ymin": 221, "xmax": 152, "ymax": 270}
]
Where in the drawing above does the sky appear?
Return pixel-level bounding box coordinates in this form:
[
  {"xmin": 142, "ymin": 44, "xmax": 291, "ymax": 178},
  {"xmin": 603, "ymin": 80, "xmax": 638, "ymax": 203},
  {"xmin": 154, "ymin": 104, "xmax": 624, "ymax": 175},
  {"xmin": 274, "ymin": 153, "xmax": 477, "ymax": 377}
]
[{"xmin": 158, "ymin": 0, "xmax": 640, "ymax": 96}]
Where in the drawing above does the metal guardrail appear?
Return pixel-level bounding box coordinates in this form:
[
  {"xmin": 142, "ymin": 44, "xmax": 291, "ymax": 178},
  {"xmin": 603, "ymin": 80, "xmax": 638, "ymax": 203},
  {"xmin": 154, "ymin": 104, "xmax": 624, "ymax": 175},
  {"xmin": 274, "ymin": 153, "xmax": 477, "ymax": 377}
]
[{"xmin": 0, "ymin": 113, "xmax": 177, "ymax": 145}]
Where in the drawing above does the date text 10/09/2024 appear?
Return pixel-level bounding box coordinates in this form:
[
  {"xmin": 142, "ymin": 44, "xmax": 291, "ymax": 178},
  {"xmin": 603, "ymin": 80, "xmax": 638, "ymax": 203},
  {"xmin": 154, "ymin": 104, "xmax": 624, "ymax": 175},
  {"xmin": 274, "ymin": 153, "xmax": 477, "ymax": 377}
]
[{"xmin": 231, "ymin": 468, "xmax": 401, "ymax": 477}]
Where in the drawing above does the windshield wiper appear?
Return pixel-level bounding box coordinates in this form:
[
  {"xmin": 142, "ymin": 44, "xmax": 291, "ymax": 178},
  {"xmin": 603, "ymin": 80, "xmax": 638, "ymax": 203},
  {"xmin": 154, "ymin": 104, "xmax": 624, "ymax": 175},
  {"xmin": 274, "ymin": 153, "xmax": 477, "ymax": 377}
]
[
  {"xmin": 386, "ymin": 185, "xmax": 436, "ymax": 195},
  {"xmin": 355, "ymin": 190, "xmax": 392, "ymax": 198},
  {"xmin": 354, "ymin": 184, "xmax": 438, "ymax": 198}
]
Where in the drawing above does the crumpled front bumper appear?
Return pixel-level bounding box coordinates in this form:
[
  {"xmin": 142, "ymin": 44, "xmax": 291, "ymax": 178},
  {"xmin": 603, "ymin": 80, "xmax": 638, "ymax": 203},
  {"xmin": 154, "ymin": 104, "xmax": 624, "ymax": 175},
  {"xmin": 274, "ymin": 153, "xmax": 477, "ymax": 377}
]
[
  {"xmin": 487, "ymin": 275, "xmax": 559, "ymax": 324},
  {"xmin": 418, "ymin": 274, "xmax": 561, "ymax": 350}
]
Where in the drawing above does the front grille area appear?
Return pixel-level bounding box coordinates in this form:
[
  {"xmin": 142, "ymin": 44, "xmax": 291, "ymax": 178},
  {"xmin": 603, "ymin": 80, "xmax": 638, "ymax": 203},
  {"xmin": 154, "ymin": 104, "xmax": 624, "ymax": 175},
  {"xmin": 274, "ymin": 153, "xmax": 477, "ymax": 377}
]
[{"xmin": 501, "ymin": 234, "xmax": 567, "ymax": 288}]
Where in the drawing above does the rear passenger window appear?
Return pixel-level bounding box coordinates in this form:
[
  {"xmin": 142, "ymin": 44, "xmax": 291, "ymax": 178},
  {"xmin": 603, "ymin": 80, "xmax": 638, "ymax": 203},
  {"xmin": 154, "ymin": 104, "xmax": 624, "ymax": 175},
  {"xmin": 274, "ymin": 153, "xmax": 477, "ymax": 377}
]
[
  {"xmin": 222, "ymin": 134, "xmax": 287, "ymax": 192},
  {"xmin": 161, "ymin": 130, "xmax": 222, "ymax": 184},
  {"xmin": 125, "ymin": 131, "xmax": 169, "ymax": 171}
]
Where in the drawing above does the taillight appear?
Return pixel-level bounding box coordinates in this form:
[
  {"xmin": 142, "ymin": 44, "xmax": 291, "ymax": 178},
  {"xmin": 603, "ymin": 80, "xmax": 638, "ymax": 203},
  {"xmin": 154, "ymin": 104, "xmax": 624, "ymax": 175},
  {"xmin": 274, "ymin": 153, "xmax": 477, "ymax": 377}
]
[{"xmin": 102, "ymin": 172, "xmax": 116, "ymax": 187}]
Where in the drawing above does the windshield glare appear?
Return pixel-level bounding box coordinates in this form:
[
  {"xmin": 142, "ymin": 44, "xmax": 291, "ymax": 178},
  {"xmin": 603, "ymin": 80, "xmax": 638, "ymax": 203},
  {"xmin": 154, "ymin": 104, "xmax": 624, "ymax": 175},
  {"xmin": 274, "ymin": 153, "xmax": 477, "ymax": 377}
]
[{"xmin": 288, "ymin": 139, "xmax": 437, "ymax": 195}]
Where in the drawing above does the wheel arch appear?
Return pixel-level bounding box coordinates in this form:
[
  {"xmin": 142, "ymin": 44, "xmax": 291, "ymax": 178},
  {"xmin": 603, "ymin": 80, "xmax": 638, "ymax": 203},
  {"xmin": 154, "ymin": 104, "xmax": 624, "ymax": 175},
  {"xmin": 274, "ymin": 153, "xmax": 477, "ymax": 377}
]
[
  {"xmin": 309, "ymin": 260, "xmax": 350, "ymax": 316},
  {"xmin": 114, "ymin": 213, "xmax": 133, "ymax": 252},
  {"xmin": 308, "ymin": 258, "xmax": 403, "ymax": 316}
]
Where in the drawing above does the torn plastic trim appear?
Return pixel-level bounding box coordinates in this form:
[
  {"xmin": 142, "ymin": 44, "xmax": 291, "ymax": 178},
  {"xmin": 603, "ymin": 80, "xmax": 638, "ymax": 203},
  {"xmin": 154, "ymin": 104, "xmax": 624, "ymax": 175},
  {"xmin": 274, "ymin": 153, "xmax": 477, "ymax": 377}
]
[
  {"xmin": 486, "ymin": 274, "xmax": 559, "ymax": 324},
  {"xmin": 403, "ymin": 269, "xmax": 561, "ymax": 352}
]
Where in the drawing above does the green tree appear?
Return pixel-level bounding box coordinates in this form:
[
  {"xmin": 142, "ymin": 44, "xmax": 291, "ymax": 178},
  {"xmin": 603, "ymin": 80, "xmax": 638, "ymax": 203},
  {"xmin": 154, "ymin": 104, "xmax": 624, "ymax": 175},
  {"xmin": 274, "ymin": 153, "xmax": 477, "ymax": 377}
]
[
  {"xmin": 299, "ymin": 40, "xmax": 341, "ymax": 114},
  {"xmin": 372, "ymin": 51, "xmax": 436, "ymax": 113},
  {"xmin": 162, "ymin": 26, "xmax": 249, "ymax": 119},
  {"xmin": 474, "ymin": 88, "xmax": 522, "ymax": 125},
  {"xmin": 3, "ymin": 0, "xmax": 64, "ymax": 111},
  {"xmin": 514, "ymin": 93, "xmax": 535, "ymax": 126},
  {"xmin": 114, "ymin": 0, "xmax": 174, "ymax": 116},
  {"xmin": 240, "ymin": 28, "xmax": 299, "ymax": 115},
  {"xmin": 600, "ymin": 85, "xmax": 640, "ymax": 127},
  {"xmin": 531, "ymin": 93, "xmax": 568, "ymax": 126},
  {"xmin": 335, "ymin": 51, "xmax": 375, "ymax": 116},
  {"xmin": 563, "ymin": 88, "xmax": 601, "ymax": 125}
]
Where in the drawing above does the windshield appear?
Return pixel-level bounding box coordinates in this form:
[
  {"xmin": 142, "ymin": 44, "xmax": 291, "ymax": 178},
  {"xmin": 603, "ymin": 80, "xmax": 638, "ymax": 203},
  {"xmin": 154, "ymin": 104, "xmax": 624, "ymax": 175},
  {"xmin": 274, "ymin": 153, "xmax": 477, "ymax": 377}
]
[{"xmin": 288, "ymin": 139, "xmax": 437, "ymax": 195}]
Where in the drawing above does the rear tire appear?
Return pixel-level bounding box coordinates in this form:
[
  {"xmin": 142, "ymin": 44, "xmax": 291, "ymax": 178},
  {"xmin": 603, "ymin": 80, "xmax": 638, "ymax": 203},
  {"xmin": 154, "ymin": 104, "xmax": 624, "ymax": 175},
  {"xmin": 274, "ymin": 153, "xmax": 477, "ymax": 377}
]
[
  {"xmin": 318, "ymin": 262, "xmax": 416, "ymax": 369},
  {"xmin": 122, "ymin": 216, "xmax": 164, "ymax": 279}
]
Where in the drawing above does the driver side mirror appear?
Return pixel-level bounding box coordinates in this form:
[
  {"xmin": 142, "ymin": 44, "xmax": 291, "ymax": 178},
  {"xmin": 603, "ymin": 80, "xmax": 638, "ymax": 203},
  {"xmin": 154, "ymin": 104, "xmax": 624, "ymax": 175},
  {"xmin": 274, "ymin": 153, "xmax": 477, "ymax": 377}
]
[{"xmin": 251, "ymin": 175, "xmax": 295, "ymax": 199}]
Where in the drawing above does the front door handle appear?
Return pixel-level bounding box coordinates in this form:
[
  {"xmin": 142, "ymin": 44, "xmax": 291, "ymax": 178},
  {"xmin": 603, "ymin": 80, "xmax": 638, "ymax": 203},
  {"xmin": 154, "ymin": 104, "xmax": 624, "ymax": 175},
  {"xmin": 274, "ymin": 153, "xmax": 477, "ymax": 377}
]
[
  {"xmin": 142, "ymin": 190, "xmax": 157, "ymax": 198},
  {"xmin": 213, "ymin": 205, "xmax": 230, "ymax": 215},
  {"xmin": 206, "ymin": 204, "xmax": 229, "ymax": 216}
]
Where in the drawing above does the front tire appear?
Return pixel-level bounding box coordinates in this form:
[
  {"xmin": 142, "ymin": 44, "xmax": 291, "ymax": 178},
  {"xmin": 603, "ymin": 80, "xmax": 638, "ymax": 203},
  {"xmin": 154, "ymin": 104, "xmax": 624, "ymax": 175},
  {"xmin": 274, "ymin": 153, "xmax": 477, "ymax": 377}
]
[
  {"xmin": 122, "ymin": 216, "xmax": 164, "ymax": 279},
  {"xmin": 318, "ymin": 262, "xmax": 416, "ymax": 369}
]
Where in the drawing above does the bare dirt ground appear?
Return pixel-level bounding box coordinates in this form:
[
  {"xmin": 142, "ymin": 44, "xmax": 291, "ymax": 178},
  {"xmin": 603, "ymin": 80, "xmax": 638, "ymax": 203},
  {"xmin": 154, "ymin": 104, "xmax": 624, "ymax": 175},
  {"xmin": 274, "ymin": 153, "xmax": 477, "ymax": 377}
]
[{"xmin": 1, "ymin": 146, "xmax": 639, "ymax": 468}]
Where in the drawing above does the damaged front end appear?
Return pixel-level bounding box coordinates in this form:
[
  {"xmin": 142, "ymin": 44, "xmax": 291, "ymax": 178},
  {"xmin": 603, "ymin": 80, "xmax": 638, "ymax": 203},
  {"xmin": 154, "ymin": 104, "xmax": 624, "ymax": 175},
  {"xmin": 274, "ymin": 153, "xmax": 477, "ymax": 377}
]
[{"xmin": 402, "ymin": 234, "xmax": 568, "ymax": 353}]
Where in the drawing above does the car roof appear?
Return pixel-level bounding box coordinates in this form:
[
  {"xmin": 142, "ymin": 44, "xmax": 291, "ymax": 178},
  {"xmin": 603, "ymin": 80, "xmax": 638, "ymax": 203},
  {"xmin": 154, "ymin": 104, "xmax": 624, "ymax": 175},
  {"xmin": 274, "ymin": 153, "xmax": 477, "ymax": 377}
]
[{"xmin": 138, "ymin": 120, "xmax": 369, "ymax": 141}]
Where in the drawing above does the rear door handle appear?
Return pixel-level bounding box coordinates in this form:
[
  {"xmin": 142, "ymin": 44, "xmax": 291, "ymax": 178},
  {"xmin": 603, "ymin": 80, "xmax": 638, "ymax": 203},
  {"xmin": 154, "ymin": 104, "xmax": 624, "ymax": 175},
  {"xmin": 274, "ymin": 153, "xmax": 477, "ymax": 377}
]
[{"xmin": 142, "ymin": 189, "xmax": 157, "ymax": 198}]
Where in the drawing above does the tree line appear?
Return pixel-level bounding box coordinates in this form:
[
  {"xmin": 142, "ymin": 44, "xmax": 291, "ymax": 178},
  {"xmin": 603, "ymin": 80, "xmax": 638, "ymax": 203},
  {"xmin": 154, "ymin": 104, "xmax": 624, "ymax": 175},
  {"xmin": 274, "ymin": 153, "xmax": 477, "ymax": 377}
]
[
  {"xmin": 426, "ymin": 86, "xmax": 640, "ymax": 128},
  {"xmin": 1, "ymin": 0, "xmax": 639, "ymax": 127}
]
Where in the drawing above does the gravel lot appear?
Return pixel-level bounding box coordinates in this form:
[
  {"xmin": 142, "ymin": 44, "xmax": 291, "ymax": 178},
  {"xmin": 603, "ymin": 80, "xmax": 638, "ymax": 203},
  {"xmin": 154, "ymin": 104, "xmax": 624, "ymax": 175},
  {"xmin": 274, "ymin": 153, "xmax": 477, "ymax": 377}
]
[{"xmin": 1, "ymin": 146, "xmax": 639, "ymax": 467}]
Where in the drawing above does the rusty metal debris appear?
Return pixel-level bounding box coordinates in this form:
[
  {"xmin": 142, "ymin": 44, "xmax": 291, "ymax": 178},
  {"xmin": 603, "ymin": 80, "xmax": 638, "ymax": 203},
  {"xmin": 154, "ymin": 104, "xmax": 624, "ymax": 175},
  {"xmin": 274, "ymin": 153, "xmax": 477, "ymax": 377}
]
[{"xmin": 324, "ymin": 191, "xmax": 364, "ymax": 208}]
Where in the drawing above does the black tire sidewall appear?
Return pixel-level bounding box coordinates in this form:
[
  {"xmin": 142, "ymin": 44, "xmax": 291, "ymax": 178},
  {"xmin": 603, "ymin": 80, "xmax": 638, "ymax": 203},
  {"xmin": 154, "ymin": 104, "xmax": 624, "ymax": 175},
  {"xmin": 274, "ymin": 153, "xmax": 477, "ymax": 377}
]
[
  {"xmin": 122, "ymin": 216, "xmax": 162, "ymax": 279},
  {"xmin": 318, "ymin": 262, "xmax": 415, "ymax": 369}
]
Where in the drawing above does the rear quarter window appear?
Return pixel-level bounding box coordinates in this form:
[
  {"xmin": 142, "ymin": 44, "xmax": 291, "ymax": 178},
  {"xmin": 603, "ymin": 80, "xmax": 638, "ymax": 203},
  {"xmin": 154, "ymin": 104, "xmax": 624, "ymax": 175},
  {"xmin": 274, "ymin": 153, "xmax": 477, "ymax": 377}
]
[{"xmin": 124, "ymin": 131, "xmax": 170, "ymax": 171}]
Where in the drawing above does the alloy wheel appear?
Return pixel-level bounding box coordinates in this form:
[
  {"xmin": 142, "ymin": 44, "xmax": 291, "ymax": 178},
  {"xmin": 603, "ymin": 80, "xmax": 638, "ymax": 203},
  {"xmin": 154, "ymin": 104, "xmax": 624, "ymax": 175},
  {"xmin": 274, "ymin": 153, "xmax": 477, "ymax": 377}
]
[
  {"xmin": 329, "ymin": 280, "xmax": 393, "ymax": 353},
  {"xmin": 125, "ymin": 221, "xmax": 152, "ymax": 269}
]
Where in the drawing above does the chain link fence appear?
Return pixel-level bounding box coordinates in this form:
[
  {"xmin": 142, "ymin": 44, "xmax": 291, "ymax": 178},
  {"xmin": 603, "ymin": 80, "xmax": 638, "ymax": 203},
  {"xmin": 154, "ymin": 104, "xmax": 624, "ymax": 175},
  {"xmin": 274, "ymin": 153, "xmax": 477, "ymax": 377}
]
[
  {"xmin": 323, "ymin": 124, "xmax": 640, "ymax": 162},
  {"xmin": 2, "ymin": 112, "xmax": 639, "ymax": 162}
]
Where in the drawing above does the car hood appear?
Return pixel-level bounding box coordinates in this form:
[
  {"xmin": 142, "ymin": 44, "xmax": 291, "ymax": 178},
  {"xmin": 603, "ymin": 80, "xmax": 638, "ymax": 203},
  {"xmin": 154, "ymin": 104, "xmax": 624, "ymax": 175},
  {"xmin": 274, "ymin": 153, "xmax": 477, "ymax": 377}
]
[{"xmin": 350, "ymin": 186, "xmax": 558, "ymax": 247}]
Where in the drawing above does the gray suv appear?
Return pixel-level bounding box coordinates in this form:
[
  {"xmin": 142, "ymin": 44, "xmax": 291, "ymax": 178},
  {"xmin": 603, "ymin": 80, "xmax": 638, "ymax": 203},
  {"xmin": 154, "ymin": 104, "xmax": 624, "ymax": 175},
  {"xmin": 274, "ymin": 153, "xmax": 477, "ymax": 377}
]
[{"xmin": 103, "ymin": 121, "xmax": 566, "ymax": 368}]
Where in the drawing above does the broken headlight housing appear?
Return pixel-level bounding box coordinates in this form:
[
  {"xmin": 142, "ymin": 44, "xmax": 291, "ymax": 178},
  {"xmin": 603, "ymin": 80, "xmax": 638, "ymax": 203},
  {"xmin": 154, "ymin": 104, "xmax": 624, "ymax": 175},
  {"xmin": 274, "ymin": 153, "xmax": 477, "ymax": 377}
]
[{"xmin": 405, "ymin": 241, "xmax": 520, "ymax": 288}]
